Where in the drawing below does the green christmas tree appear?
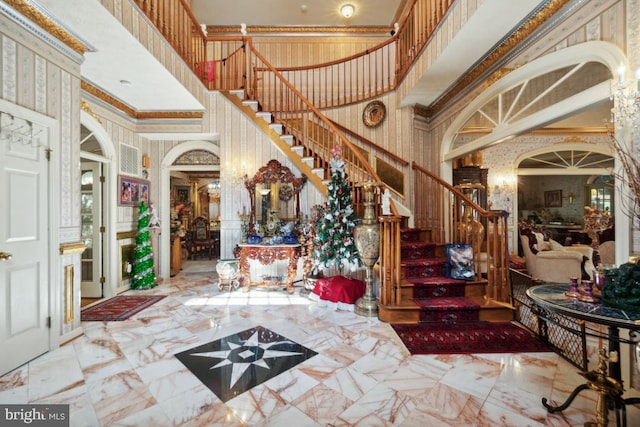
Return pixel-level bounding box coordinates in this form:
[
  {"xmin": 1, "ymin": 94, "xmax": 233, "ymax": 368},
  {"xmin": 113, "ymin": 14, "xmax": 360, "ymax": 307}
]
[
  {"xmin": 131, "ymin": 200, "xmax": 157, "ymax": 289},
  {"xmin": 313, "ymin": 144, "xmax": 361, "ymax": 273}
]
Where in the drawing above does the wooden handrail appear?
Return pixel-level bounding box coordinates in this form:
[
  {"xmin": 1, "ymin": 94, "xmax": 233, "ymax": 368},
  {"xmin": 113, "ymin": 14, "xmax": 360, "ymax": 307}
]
[
  {"xmin": 329, "ymin": 119, "xmax": 409, "ymax": 167},
  {"xmin": 265, "ymin": 38, "xmax": 397, "ymax": 72},
  {"xmin": 245, "ymin": 39, "xmax": 381, "ymax": 186}
]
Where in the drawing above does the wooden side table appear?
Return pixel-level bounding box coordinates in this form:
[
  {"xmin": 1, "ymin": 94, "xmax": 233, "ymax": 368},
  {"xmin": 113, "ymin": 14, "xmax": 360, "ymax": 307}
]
[{"xmin": 237, "ymin": 244, "xmax": 301, "ymax": 294}]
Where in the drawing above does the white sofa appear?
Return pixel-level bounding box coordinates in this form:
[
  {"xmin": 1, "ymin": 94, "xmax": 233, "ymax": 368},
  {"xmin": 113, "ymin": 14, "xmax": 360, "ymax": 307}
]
[{"xmin": 519, "ymin": 223, "xmax": 594, "ymax": 283}]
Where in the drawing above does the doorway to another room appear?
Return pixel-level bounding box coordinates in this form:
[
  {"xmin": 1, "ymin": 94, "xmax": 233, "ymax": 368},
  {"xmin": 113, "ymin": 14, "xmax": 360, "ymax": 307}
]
[
  {"xmin": 167, "ymin": 146, "xmax": 221, "ymax": 276},
  {"xmin": 79, "ymin": 120, "xmax": 113, "ymax": 308}
]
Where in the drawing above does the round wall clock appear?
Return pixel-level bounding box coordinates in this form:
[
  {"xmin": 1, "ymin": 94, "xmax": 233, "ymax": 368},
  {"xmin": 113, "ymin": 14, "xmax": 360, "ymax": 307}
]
[{"xmin": 362, "ymin": 100, "xmax": 386, "ymax": 128}]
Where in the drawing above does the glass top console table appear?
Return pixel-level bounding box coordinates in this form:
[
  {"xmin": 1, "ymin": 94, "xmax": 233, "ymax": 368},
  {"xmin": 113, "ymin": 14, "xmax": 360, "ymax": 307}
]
[{"xmin": 527, "ymin": 284, "xmax": 640, "ymax": 426}]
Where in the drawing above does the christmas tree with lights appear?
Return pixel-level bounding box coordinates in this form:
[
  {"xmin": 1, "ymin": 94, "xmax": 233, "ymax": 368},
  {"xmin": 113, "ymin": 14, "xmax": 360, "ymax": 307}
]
[
  {"xmin": 131, "ymin": 200, "xmax": 157, "ymax": 289},
  {"xmin": 313, "ymin": 144, "xmax": 361, "ymax": 273}
]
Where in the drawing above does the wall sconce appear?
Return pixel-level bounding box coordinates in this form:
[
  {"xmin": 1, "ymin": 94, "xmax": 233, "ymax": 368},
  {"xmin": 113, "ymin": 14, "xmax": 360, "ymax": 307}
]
[
  {"xmin": 568, "ymin": 192, "xmax": 575, "ymax": 205},
  {"xmin": 142, "ymin": 154, "xmax": 150, "ymax": 169},
  {"xmin": 492, "ymin": 174, "xmax": 515, "ymax": 194},
  {"xmin": 227, "ymin": 161, "xmax": 248, "ymax": 186},
  {"xmin": 611, "ymin": 63, "xmax": 640, "ymax": 131}
]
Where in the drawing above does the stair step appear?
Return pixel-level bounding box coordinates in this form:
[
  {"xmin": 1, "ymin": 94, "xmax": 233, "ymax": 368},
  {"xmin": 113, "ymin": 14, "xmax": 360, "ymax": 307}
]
[
  {"xmin": 229, "ymin": 89, "xmax": 244, "ymax": 100},
  {"xmin": 280, "ymin": 135, "xmax": 295, "ymax": 146},
  {"xmin": 301, "ymin": 157, "xmax": 314, "ymax": 167},
  {"xmin": 403, "ymin": 257, "xmax": 448, "ymax": 279},
  {"xmin": 291, "ymin": 146, "xmax": 304, "ymax": 157},
  {"xmin": 242, "ymin": 100, "xmax": 259, "ymax": 111},
  {"xmin": 400, "ymin": 228, "xmax": 423, "ymax": 243},
  {"xmin": 401, "ymin": 241, "xmax": 437, "ymax": 259},
  {"xmin": 256, "ymin": 111, "xmax": 272, "ymax": 123},
  {"xmin": 414, "ymin": 297, "xmax": 480, "ymax": 323},
  {"xmin": 269, "ymin": 123, "xmax": 284, "ymax": 134},
  {"xmin": 312, "ymin": 168, "xmax": 325, "ymax": 178},
  {"xmin": 408, "ymin": 277, "xmax": 467, "ymax": 298},
  {"xmin": 378, "ymin": 299, "xmax": 515, "ymax": 323}
]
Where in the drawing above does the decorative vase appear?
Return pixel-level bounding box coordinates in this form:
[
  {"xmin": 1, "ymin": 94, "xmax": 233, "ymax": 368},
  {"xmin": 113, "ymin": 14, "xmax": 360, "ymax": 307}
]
[
  {"xmin": 354, "ymin": 182, "xmax": 382, "ymax": 317},
  {"xmin": 455, "ymin": 183, "xmax": 485, "ymax": 247},
  {"xmin": 246, "ymin": 235, "xmax": 262, "ymax": 244}
]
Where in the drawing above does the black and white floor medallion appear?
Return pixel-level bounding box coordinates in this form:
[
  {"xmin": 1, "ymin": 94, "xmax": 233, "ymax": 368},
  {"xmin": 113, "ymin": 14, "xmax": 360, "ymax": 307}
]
[{"xmin": 175, "ymin": 325, "xmax": 317, "ymax": 402}]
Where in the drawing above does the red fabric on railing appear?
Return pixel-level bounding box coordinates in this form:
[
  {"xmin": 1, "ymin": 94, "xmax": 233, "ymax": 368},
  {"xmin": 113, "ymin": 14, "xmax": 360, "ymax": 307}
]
[{"xmin": 195, "ymin": 61, "xmax": 217, "ymax": 82}]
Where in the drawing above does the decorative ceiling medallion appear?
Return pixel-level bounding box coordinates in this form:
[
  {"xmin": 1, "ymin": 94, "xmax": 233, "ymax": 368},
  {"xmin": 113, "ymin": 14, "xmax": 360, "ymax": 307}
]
[{"xmin": 363, "ymin": 100, "xmax": 386, "ymax": 128}]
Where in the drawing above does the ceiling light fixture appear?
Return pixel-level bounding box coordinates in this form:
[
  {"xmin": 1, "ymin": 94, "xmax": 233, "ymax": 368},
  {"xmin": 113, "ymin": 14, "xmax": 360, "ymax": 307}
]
[{"xmin": 340, "ymin": 4, "xmax": 355, "ymax": 18}]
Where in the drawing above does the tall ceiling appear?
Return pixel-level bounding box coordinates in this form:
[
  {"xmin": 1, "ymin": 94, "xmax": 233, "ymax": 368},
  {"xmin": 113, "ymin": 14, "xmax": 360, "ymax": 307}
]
[
  {"xmin": 30, "ymin": 0, "xmax": 610, "ymax": 129},
  {"xmin": 191, "ymin": 0, "xmax": 404, "ymax": 28}
]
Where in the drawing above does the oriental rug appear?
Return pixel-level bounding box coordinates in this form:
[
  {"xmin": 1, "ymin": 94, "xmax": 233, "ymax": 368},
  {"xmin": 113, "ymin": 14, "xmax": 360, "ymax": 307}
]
[
  {"xmin": 81, "ymin": 295, "xmax": 166, "ymax": 321},
  {"xmin": 391, "ymin": 321, "xmax": 554, "ymax": 355}
]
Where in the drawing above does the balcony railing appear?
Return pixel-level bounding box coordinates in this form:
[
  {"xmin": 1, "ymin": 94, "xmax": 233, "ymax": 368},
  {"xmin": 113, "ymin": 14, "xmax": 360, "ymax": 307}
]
[{"xmin": 133, "ymin": 0, "xmax": 456, "ymax": 109}]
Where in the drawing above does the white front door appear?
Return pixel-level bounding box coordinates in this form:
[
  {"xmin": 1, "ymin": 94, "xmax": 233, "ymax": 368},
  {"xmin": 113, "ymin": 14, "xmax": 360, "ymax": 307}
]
[
  {"xmin": 81, "ymin": 162, "xmax": 103, "ymax": 297},
  {"xmin": 0, "ymin": 123, "xmax": 50, "ymax": 376}
]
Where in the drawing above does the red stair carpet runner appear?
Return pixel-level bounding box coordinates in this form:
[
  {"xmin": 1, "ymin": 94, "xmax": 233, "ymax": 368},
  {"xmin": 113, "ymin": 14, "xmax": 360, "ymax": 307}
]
[
  {"xmin": 400, "ymin": 228, "xmax": 480, "ymax": 323},
  {"xmin": 81, "ymin": 295, "xmax": 166, "ymax": 321},
  {"xmin": 393, "ymin": 228, "xmax": 552, "ymax": 355}
]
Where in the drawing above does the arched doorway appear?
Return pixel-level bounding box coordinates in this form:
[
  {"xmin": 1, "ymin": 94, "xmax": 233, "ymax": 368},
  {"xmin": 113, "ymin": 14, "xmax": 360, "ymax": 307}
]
[
  {"xmin": 515, "ymin": 144, "xmax": 614, "ymax": 251},
  {"xmin": 159, "ymin": 140, "xmax": 220, "ymax": 278},
  {"xmin": 440, "ymin": 41, "xmax": 628, "ymax": 263},
  {"xmin": 79, "ymin": 109, "xmax": 117, "ymax": 301}
]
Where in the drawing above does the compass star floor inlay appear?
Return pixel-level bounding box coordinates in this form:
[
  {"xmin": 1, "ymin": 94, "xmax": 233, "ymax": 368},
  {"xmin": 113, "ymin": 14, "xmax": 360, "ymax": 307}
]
[{"xmin": 175, "ymin": 325, "xmax": 317, "ymax": 402}]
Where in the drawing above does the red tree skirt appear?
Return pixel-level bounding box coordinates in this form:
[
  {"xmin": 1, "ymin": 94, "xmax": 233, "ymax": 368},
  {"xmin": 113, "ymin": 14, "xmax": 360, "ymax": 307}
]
[{"xmin": 312, "ymin": 275, "xmax": 365, "ymax": 304}]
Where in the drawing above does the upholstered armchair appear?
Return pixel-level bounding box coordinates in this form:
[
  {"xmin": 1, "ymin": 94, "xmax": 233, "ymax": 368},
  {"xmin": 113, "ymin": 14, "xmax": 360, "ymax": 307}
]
[
  {"xmin": 596, "ymin": 226, "xmax": 615, "ymax": 266},
  {"xmin": 519, "ymin": 222, "xmax": 594, "ymax": 283}
]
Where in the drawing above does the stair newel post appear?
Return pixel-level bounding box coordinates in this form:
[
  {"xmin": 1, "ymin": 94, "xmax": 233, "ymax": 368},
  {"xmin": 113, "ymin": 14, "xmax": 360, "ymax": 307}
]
[{"xmin": 354, "ymin": 181, "xmax": 383, "ymax": 317}]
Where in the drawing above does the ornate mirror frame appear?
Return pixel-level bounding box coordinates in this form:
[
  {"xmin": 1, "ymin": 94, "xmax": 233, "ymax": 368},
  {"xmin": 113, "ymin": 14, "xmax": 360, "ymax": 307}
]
[{"xmin": 244, "ymin": 159, "xmax": 307, "ymax": 233}]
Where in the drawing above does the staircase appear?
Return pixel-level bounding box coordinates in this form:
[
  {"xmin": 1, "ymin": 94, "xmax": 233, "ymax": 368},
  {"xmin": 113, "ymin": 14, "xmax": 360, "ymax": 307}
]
[
  {"xmin": 378, "ymin": 228, "xmax": 514, "ymax": 324},
  {"xmin": 222, "ymin": 90, "xmax": 514, "ymax": 325}
]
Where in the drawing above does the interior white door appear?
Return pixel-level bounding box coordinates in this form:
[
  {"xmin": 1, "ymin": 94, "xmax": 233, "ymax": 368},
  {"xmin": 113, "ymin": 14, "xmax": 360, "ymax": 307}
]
[
  {"xmin": 0, "ymin": 128, "xmax": 50, "ymax": 376},
  {"xmin": 80, "ymin": 162, "xmax": 103, "ymax": 297}
]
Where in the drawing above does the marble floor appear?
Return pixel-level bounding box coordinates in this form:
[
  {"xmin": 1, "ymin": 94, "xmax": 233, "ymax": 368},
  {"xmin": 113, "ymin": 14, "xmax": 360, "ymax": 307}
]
[{"xmin": 1, "ymin": 260, "xmax": 639, "ymax": 426}]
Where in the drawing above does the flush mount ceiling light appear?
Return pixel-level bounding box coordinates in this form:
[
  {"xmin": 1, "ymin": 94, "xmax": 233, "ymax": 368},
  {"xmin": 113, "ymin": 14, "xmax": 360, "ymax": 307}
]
[{"xmin": 340, "ymin": 4, "xmax": 355, "ymax": 18}]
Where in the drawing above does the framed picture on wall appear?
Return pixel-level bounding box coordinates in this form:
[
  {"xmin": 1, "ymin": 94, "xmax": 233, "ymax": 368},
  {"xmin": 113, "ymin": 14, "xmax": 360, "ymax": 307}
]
[
  {"xmin": 175, "ymin": 185, "xmax": 191, "ymax": 205},
  {"xmin": 544, "ymin": 190, "xmax": 562, "ymax": 207},
  {"xmin": 119, "ymin": 175, "xmax": 150, "ymax": 206}
]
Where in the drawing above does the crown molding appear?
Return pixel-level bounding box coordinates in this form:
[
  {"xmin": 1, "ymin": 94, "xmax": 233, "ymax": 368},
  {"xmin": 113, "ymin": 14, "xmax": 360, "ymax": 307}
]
[
  {"xmin": 428, "ymin": 0, "xmax": 572, "ymax": 117},
  {"xmin": 81, "ymin": 81, "xmax": 204, "ymax": 120},
  {"xmin": 4, "ymin": 0, "xmax": 88, "ymax": 55}
]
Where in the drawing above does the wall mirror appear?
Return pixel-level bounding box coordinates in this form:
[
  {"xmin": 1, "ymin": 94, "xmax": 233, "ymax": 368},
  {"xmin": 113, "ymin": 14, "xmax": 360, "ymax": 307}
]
[{"xmin": 244, "ymin": 159, "xmax": 307, "ymax": 235}]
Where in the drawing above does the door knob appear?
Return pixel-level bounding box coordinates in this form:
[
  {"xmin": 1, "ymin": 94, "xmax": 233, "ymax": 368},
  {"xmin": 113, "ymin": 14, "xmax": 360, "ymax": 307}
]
[{"xmin": 0, "ymin": 252, "xmax": 12, "ymax": 261}]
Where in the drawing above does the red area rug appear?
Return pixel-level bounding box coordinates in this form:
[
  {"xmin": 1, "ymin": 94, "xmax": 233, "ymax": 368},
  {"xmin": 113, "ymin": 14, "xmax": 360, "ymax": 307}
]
[
  {"xmin": 81, "ymin": 295, "xmax": 166, "ymax": 321},
  {"xmin": 391, "ymin": 321, "xmax": 554, "ymax": 355}
]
